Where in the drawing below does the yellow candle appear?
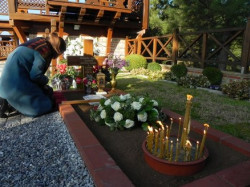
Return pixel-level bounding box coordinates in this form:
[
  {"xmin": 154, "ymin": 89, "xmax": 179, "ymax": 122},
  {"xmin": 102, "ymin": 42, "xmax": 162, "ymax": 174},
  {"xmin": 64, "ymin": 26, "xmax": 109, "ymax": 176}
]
[
  {"xmin": 182, "ymin": 95, "xmax": 193, "ymax": 146},
  {"xmin": 147, "ymin": 126, "xmax": 154, "ymax": 153},
  {"xmin": 158, "ymin": 138, "xmax": 165, "ymax": 158},
  {"xmin": 165, "ymin": 125, "xmax": 169, "ymax": 139},
  {"xmin": 165, "ymin": 136, "xmax": 169, "ymax": 159},
  {"xmin": 153, "ymin": 129, "xmax": 159, "ymax": 155},
  {"xmin": 175, "ymin": 138, "xmax": 180, "ymax": 162},
  {"xmin": 185, "ymin": 140, "xmax": 192, "ymax": 161},
  {"xmin": 177, "ymin": 117, "xmax": 182, "ymax": 139},
  {"xmin": 159, "ymin": 127, "xmax": 165, "ymax": 141},
  {"xmin": 195, "ymin": 141, "xmax": 199, "ymax": 160},
  {"xmin": 181, "ymin": 128, "xmax": 187, "ymax": 148},
  {"xmin": 169, "ymin": 140, "xmax": 174, "ymax": 161},
  {"xmin": 169, "ymin": 118, "xmax": 173, "ymax": 137},
  {"xmin": 198, "ymin": 130, "xmax": 207, "ymax": 158}
]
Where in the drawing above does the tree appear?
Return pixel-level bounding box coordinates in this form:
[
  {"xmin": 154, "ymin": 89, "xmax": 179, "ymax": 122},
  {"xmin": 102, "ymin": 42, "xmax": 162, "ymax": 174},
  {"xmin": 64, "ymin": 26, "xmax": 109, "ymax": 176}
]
[{"xmin": 149, "ymin": 0, "xmax": 250, "ymax": 35}]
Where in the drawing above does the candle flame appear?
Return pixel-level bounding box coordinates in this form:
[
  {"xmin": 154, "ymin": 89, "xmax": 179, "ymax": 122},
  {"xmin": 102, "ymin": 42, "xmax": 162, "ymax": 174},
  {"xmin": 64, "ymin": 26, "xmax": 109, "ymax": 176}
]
[
  {"xmin": 196, "ymin": 141, "xmax": 199, "ymax": 144},
  {"xmin": 156, "ymin": 121, "xmax": 164, "ymax": 129},
  {"xmin": 187, "ymin": 94, "xmax": 193, "ymax": 101},
  {"xmin": 185, "ymin": 140, "xmax": 192, "ymax": 147},
  {"xmin": 204, "ymin": 123, "xmax": 210, "ymax": 130},
  {"xmin": 177, "ymin": 138, "xmax": 179, "ymax": 142},
  {"xmin": 148, "ymin": 126, "xmax": 153, "ymax": 132}
]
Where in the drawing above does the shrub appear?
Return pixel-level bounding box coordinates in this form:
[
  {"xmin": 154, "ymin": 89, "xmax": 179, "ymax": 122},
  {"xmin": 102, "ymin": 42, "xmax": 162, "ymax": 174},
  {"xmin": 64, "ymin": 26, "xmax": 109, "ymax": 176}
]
[
  {"xmin": 125, "ymin": 54, "xmax": 147, "ymax": 71},
  {"xmin": 222, "ymin": 80, "xmax": 250, "ymax": 100},
  {"xmin": 130, "ymin": 68, "xmax": 166, "ymax": 80},
  {"xmin": 147, "ymin": 62, "xmax": 162, "ymax": 71},
  {"xmin": 202, "ymin": 67, "xmax": 223, "ymax": 85},
  {"xmin": 177, "ymin": 75, "xmax": 210, "ymax": 88},
  {"xmin": 170, "ymin": 64, "xmax": 188, "ymax": 78}
]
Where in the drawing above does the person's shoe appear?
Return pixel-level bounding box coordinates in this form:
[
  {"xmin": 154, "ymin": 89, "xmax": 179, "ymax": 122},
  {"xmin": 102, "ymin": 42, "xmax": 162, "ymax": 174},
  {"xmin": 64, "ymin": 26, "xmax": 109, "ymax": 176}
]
[{"xmin": 0, "ymin": 97, "xmax": 8, "ymax": 118}]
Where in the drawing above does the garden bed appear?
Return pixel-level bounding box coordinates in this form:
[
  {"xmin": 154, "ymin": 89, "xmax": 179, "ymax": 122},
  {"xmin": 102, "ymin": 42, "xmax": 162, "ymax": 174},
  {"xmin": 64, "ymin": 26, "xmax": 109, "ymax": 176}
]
[{"xmin": 60, "ymin": 91, "xmax": 249, "ymax": 186}]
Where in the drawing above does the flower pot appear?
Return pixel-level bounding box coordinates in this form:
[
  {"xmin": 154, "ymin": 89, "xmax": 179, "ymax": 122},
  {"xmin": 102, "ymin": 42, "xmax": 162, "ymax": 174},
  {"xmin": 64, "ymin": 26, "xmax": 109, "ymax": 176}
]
[{"xmin": 142, "ymin": 140, "xmax": 209, "ymax": 176}]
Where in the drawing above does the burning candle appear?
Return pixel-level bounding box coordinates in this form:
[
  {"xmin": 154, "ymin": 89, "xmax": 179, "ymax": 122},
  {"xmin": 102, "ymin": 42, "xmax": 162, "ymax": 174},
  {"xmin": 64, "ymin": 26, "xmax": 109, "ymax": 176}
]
[
  {"xmin": 182, "ymin": 94, "xmax": 193, "ymax": 147},
  {"xmin": 175, "ymin": 138, "xmax": 180, "ymax": 162},
  {"xmin": 147, "ymin": 126, "xmax": 154, "ymax": 153},
  {"xmin": 185, "ymin": 140, "xmax": 192, "ymax": 161},
  {"xmin": 177, "ymin": 117, "xmax": 182, "ymax": 139},
  {"xmin": 165, "ymin": 136, "xmax": 169, "ymax": 159},
  {"xmin": 153, "ymin": 129, "xmax": 159, "ymax": 156},
  {"xmin": 195, "ymin": 141, "xmax": 199, "ymax": 160},
  {"xmin": 198, "ymin": 130, "xmax": 207, "ymax": 158},
  {"xmin": 169, "ymin": 140, "xmax": 174, "ymax": 161}
]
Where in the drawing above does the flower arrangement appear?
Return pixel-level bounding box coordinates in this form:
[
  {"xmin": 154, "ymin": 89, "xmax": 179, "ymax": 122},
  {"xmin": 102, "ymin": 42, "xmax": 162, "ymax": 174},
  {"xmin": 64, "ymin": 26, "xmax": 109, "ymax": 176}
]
[
  {"xmin": 64, "ymin": 37, "xmax": 83, "ymax": 57},
  {"xmin": 83, "ymin": 74, "xmax": 98, "ymax": 89},
  {"xmin": 103, "ymin": 54, "xmax": 128, "ymax": 74},
  {"xmin": 51, "ymin": 59, "xmax": 77, "ymax": 89},
  {"xmin": 90, "ymin": 94, "xmax": 161, "ymax": 131}
]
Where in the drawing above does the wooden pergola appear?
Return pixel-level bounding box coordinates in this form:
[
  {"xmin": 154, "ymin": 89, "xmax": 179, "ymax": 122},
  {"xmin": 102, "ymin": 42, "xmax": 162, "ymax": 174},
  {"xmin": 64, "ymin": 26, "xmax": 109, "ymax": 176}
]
[{"xmin": 0, "ymin": 0, "xmax": 149, "ymax": 58}]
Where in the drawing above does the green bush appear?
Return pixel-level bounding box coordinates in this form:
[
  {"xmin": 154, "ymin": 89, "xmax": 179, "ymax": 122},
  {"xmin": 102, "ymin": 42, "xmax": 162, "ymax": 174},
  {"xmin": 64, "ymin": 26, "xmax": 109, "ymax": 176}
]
[
  {"xmin": 202, "ymin": 67, "xmax": 223, "ymax": 85},
  {"xmin": 222, "ymin": 80, "xmax": 250, "ymax": 100},
  {"xmin": 147, "ymin": 62, "xmax": 162, "ymax": 72},
  {"xmin": 177, "ymin": 74, "xmax": 210, "ymax": 88},
  {"xmin": 130, "ymin": 68, "xmax": 166, "ymax": 80},
  {"xmin": 170, "ymin": 64, "xmax": 188, "ymax": 78},
  {"xmin": 125, "ymin": 54, "xmax": 147, "ymax": 71},
  {"xmin": 164, "ymin": 71, "xmax": 177, "ymax": 81}
]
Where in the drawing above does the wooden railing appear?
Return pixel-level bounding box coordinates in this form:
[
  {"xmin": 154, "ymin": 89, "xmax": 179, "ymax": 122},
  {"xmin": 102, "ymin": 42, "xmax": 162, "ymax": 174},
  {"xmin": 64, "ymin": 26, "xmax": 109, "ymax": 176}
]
[
  {"xmin": 0, "ymin": 41, "xmax": 16, "ymax": 60},
  {"xmin": 125, "ymin": 19, "xmax": 250, "ymax": 74}
]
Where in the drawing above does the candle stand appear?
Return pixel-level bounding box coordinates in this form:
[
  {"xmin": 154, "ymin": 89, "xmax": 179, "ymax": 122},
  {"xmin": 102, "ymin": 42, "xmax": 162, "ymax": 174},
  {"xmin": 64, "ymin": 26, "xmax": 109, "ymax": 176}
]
[{"xmin": 142, "ymin": 95, "xmax": 209, "ymax": 176}]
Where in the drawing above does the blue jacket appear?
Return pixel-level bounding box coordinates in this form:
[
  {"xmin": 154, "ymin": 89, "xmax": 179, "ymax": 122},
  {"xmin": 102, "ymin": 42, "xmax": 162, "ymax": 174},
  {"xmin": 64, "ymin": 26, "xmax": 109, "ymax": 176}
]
[{"xmin": 0, "ymin": 38, "xmax": 55, "ymax": 117}]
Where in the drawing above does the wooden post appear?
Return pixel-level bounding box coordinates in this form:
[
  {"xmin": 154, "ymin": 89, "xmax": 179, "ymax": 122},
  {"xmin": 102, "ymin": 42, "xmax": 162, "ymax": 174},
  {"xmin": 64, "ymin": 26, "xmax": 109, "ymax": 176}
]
[
  {"xmin": 172, "ymin": 29, "xmax": 179, "ymax": 65},
  {"xmin": 201, "ymin": 33, "xmax": 207, "ymax": 69},
  {"xmin": 137, "ymin": 35, "xmax": 142, "ymax": 55},
  {"xmin": 51, "ymin": 19, "xmax": 57, "ymax": 76},
  {"xmin": 241, "ymin": 18, "xmax": 250, "ymax": 74},
  {"xmin": 142, "ymin": 0, "xmax": 149, "ymax": 30},
  {"xmin": 153, "ymin": 37, "xmax": 157, "ymax": 62},
  {"xmin": 106, "ymin": 28, "xmax": 113, "ymax": 55},
  {"xmin": 125, "ymin": 36, "xmax": 128, "ymax": 56}
]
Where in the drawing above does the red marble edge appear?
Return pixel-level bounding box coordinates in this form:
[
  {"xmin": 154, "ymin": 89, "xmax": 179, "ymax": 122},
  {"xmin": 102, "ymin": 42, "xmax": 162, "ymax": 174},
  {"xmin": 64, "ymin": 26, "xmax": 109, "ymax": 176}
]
[
  {"xmin": 58, "ymin": 104, "xmax": 134, "ymax": 187},
  {"xmin": 161, "ymin": 108, "xmax": 250, "ymax": 157}
]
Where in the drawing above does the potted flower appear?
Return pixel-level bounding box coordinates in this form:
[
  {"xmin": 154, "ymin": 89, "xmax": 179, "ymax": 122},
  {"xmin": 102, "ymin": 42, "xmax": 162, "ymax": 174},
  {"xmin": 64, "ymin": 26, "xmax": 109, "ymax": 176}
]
[
  {"xmin": 83, "ymin": 74, "xmax": 98, "ymax": 94},
  {"xmin": 103, "ymin": 54, "xmax": 128, "ymax": 90},
  {"xmin": 90, "ymin": 94, "xmax": 161, "ymax": 131},
  {"xmin": 51, "ymin": 59, "xmax": 77, "ymax": 90}
]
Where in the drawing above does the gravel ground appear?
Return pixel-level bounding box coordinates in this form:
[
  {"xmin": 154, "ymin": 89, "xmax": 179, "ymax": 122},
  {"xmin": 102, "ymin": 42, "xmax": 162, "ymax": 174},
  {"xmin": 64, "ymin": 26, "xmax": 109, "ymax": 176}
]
[{"xmin": 0, "ymin": 111, "xmax": 94, "ymax": 187}]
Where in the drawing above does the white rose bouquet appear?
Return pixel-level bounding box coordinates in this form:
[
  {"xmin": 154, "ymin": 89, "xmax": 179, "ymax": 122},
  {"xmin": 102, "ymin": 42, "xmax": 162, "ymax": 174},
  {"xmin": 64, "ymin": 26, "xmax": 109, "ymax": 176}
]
[{"xmin": 90, "ymin": 94, "xmax": 161, "ymax": 131}]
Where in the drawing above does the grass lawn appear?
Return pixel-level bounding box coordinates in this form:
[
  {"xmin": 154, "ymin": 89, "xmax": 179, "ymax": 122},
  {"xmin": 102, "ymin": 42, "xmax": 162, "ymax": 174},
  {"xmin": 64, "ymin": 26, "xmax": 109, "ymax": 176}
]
[{"xmin": 114, "ymin": 73, "xmax": 250, "ymax": 142}]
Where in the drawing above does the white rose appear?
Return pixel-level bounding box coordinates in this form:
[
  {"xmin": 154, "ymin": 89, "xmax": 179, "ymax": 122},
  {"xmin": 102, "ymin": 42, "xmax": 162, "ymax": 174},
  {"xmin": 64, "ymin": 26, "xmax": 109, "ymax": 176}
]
[
  {"xmin": 152, "ymin": 108, "xmax": 159, "ymax": 115},
  {"xmin": 131, "ymin": 101, "xmax": 142, "ymax": 110},
  {"xmin": 95, "ymin": 116, "xmax": 100, "ymax": 122},
  {"xmin": 100, "ymin": 110, "xmax": 106, "ymax": 119},
  {"xmin": 124, "ymin": 119, "xmax": 135, "ymax": 128},
  {"xmin": 111, "ymin": 102, "xmax": 121, "ymax": 111},
  {"xmin": 152, "ymin": 100, "xmax": 158, "ymax": 107},
  {"xmin": 139, "ymin": 97, "xmax": 144, "ymax": 103},
  {"xmin": 97, "ymin": 105, "xmax": 103, "ymax": 111},
  {"xmin": 119, "ymin": 94, "xmax": 127, "ymax": 101},
  {"xmin": 125, "ymin": 94, "xmax": 131, "ymax": 99},
  {"xmin": 114, "ymin": 112, "xmax": 123, "ymax": 122},
  {"xmin": 104, "ymin": 99, "xmax": 111, "ymax": 106},
  {"xmin": 137, "ymin": 112, "xmax": 147, "ymax": 122}
]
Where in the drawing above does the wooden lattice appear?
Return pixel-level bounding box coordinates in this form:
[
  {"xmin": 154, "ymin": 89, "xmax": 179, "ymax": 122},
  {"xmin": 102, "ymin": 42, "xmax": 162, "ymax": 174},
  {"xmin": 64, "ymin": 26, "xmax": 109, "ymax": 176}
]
[
  {"xmin": 0, "ymin": 0, "xmax": 9, "ymax": 15},
  {"xmin": 18, "ymin": 0, "xmax": 46, "ymax": 9}
]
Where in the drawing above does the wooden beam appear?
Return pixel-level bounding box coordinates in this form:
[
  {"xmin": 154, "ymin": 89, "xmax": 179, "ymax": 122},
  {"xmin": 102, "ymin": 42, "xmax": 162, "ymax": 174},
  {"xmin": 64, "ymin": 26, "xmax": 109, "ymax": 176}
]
[
  {"xmin": 0, "ymin": 22, "xmax": 12, "ymax": 29},
  {"xmin": 241, "ymin": 18, "xmax": 250, "ymax": 74},
  {"xmin": 7, "ymin": 0, "xmax": 16, "ymax": 14},
  {"xmin": 95, "ymin": 10, "xmax": 104, "ymax": 23},
  {"xmin": 9, "ymin": 13, "xmax": 59, "ymax": 22},
  {"xmin": 78, "ymin": 7, "xmax": 86, "ymax": 22},
  {"xmin": 106, "ymin": 28, "xmax": 113, "ymax": 55},
  {"xmin": 47, "ymin": 1, "xmax": 131, "ymax": 13},
  {"xmin": 111, "ymin": 11, "xmax": 121, "ymax": 25},
  {"xmin": 9, "ymin": 20, "xmax": 27, "ymax": 44}
]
